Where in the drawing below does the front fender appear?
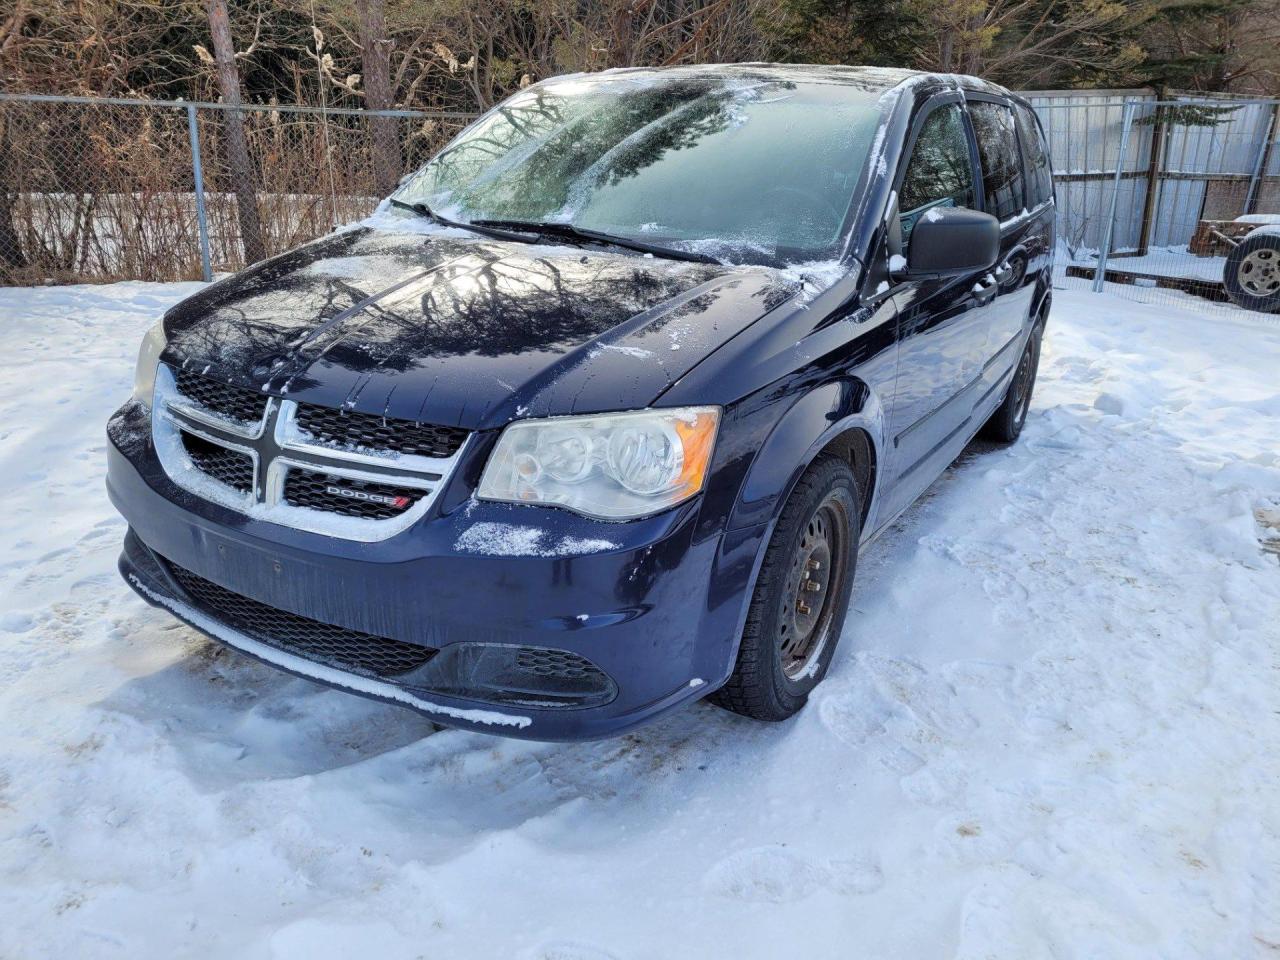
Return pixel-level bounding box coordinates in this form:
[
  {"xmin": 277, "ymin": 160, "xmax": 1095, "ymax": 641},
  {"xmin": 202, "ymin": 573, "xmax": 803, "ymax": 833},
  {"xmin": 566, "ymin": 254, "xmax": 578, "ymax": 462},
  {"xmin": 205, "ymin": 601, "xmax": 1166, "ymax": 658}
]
[{"xmin": 727, "ymin": 378, "xmax": 887, "ymax": 532}]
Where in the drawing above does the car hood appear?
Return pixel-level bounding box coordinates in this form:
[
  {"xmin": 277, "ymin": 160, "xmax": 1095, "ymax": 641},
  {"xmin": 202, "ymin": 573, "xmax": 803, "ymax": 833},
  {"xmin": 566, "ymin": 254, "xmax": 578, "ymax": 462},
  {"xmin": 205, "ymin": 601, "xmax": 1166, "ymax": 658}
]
[{"xmin": 161, "ymin": 226, "xmax": 802, "ymax": 429}]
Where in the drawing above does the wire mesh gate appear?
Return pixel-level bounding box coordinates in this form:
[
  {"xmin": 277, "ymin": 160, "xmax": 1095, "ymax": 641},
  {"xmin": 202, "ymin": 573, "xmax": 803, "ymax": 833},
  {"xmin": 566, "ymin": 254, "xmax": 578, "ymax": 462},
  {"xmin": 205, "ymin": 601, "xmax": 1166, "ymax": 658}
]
[{"xmin": 1026, "ymin": 89, "xmax": 1280, "ymax": 318}]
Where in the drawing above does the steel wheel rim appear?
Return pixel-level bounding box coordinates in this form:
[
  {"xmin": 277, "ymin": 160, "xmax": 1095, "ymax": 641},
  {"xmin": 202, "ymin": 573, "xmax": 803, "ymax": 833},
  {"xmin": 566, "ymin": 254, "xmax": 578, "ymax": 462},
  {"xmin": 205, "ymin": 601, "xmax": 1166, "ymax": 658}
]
[
  {"xmin": 1011, "ymin": 339, "xmax": 1035, "ymax": 424},
  {"xmin": 1240, "ymin": 249, "xmax": 1280, "ymax": 297},
  {"xmin": 778, "ymin": 497, "xmax": 848, "ymax": 680}
]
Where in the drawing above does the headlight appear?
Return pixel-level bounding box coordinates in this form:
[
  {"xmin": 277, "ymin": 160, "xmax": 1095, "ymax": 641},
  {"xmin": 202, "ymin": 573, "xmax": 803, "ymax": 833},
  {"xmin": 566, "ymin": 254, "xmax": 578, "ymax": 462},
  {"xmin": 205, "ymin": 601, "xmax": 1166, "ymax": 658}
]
[
  {"xmin": 478, "ymin": 407, "xmax": 720, "ymax": 520},
  {"xmin": 132, "ymin": 321, "xmax": 167, "ymax": 407}
]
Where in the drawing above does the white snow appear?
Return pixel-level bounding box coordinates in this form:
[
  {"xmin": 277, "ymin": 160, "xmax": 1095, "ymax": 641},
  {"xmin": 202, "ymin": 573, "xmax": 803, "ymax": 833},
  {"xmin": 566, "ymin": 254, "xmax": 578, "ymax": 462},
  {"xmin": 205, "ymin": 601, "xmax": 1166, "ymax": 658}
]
[
  {"xmin": 454, "ymin": 520, "xmax": 548, "ymax": 556},
  {"xmin": 1, "ymin": 280, "xmax": 1280, "ymax": 958},
  {"xmin": 1066, "ymin": 243, "xmax": 1228, "ymax": 283},
  {"xmin": 999, "ymin": 206, "xmax": 1034, "ymax": 229},
  {"xmin": 301, "ymin": 254, "xmax": 410, "ymax": 280},
  {"xmin": 778, "ymin": 260, "xmax": 849, "ymax": 308},
  {"xmin": 588, "ymin": 343, "xmax": 654, "ymax": 360},
  {"xmin": 454, "ymin": 521, "xmax": 617, "ymax": 557},
  {"xmin": 867, "ymin": 119, "xmax": 891, "ymax": 179}
]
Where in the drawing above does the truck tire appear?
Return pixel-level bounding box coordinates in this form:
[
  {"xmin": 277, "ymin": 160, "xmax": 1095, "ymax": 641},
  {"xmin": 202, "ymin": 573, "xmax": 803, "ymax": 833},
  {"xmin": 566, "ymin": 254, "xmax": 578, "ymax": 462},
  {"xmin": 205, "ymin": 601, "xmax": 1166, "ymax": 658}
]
[
  {"xmin": 712, "ymin": 455, "xmax": 860, "ymax": 721},
  {"xmin": 982, "ymin": 320, "xmax": 1043, "ymax": 444},
  {"xmin": 1224, "ymin": 230, "xmax": 1280, "ymax": 313}
]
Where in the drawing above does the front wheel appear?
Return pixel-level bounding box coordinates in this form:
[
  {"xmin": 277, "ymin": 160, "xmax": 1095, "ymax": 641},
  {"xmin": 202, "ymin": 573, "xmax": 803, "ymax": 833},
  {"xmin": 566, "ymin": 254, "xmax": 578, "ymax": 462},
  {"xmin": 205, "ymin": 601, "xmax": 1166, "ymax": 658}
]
[{"xmin": 711, "ymin": 455, "xmax": 860, "ymax": 721}]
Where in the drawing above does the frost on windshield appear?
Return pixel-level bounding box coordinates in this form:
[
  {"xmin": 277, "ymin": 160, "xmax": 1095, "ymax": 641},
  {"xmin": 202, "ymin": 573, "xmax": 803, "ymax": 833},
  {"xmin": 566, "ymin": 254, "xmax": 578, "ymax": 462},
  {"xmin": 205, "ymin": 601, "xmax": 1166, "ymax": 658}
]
[{"xmin": 395, "ymin": 72, "xmax": 885, "ymax": 267}]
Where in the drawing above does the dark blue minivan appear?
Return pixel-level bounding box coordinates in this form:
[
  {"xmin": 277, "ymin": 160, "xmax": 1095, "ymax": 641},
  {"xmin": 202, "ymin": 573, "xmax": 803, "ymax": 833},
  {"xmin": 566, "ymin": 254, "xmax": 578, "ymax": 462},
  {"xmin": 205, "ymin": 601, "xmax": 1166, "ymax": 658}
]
[{"xmin": 108, "ymin": 64, "xmax": 1054, "ymax": 739}]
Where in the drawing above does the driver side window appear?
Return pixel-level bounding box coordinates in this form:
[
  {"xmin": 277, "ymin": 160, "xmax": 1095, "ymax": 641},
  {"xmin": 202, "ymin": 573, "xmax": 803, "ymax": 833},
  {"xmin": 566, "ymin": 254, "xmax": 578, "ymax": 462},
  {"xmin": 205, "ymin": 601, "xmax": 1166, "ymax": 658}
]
[{"xmin": 898, "ymin": 104, "xmax": 977, "ymax": 246}]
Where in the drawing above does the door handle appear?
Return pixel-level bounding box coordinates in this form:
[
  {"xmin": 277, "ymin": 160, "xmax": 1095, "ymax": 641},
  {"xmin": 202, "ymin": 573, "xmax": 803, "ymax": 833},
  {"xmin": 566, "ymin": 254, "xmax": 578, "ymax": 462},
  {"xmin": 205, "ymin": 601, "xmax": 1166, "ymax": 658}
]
[
  {"xmin": 995, "ymin": 246, "xmax": 1027, "ymax": 285},
  {"xmin": 972, "ymin": 274, "xmax": 998, "ymax": 304}
]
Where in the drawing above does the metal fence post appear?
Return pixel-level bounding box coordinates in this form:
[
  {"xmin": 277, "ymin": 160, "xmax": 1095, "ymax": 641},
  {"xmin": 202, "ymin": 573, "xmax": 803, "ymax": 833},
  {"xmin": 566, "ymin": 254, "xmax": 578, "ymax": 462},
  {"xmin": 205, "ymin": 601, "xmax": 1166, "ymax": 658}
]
[
  {"xmin": 1093, "ymin": 100, "xmax": 1136, "ymax": 293},
  {"xmin": 1135, "ymin": 92, "xmax": 1167, "ymax": 256},
  {"xmin": 1244, "ymin": 102, "xmax": 1279, "ymax": 216},
  {"xmin": 186, "ymin": 103, "xmax": 213, "ymax": 283}
]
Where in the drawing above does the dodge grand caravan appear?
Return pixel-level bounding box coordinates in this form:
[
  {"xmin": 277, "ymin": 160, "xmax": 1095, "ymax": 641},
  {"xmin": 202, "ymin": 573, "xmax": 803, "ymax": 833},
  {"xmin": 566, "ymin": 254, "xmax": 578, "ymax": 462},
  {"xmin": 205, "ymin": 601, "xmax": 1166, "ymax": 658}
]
[{"xmin": 108, "ymin": 64, "xmax": 1054, "ymax": 739}]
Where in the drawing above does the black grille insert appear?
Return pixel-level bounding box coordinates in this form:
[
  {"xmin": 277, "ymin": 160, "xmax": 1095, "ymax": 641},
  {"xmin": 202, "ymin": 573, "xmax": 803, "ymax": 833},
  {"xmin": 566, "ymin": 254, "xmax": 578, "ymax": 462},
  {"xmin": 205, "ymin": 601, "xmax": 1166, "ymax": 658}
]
[
  {"xmin": 294, "ymin": 404, "xmax": 467, "ymax": 459},
  {"xmin": 173, "ymin": 368, "xmax": 267, "ymax": 425},
  {"xmin": 165, "ymin": 561, "xmax": 437, "ymax": 679},
  {"xmin": 181, "ymin": 432, "xmax": 253, "ymax": 493},
  {"xmin": 515, "ymin": 648, "xmax": 603, "ymax": 682},
  {"xmin": 283, "ymin": 469, "xmax": 423, "ymax": 519}
]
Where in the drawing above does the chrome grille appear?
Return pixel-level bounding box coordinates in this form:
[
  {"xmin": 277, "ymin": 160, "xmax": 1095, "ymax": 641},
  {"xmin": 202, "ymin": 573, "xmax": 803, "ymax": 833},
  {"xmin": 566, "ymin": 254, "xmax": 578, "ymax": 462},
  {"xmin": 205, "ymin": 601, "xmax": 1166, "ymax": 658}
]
[
  {"xmin": 173, "ymin": 370, "xmax": 266, "ymax": 425},
  {"xmin": 283, "ymin": 468, "xmax": 420, "ymax": 520},
  {"xmin": 294, "ymin": 405, "xmax": 467, "ymax": 459},
  {"xmin": 152, "ymin": 364, "xmax": 469, "ymax": 541},
  {"xmin": 181, "ymin": 432, "xmax": 253, "ymax": 493}
]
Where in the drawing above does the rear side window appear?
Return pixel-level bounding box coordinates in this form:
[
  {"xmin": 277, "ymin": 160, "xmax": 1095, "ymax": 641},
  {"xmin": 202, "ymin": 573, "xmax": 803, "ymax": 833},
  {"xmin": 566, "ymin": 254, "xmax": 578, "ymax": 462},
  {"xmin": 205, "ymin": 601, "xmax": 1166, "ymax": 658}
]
[
  {"xmin": 897, "ymin": 104, "xmax": 977, "ymax": 244},
  {"xmin": 1015, "ymin": 104, "xmax": 1052, "ymax": 206},
  {"xmin": 969, "ymin": 101, "xmax": 1026, "ymax": 221}
]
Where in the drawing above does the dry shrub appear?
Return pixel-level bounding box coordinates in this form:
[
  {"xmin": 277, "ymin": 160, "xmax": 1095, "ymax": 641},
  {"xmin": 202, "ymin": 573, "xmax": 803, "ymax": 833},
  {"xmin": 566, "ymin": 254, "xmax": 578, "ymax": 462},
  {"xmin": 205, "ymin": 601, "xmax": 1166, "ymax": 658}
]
[{"xmin": 0, "ymin": 99, "xmax": 468, "ymax": 284}]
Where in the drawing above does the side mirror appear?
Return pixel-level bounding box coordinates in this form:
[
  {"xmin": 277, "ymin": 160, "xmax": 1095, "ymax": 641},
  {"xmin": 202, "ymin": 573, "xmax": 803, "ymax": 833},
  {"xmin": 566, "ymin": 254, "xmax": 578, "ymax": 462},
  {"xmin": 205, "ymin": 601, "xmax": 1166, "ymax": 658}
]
[{"xmin": 899, "ymin": 207, "xmax": 999, "ymax": 278}]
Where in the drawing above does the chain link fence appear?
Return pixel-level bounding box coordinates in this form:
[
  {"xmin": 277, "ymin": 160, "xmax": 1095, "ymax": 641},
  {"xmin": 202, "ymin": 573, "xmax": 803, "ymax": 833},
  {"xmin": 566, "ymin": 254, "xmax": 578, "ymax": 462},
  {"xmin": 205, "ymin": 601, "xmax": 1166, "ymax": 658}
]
[
  {"xmin": 2, "ymin": 90, "xmax": 1279, "ymax": 319},
  {"xmin": 0, "ymin": 94, "xmax": 472, "ymax": 284}
]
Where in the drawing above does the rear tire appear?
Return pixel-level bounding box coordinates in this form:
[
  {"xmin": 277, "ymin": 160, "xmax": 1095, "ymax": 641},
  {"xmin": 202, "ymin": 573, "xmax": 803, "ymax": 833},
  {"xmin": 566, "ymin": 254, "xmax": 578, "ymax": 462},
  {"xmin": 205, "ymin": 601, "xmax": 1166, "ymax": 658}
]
[
  {"xmin": 1224, "ymin": 231, "xmax": 1280, "ymax": 313},
  {"xmin": 981, "ymin": 320, "xmax": 1043, "ymax": 444},
  {"xmin": 711, "ymin": 455, "xmax": 860, "ymax": 721}
]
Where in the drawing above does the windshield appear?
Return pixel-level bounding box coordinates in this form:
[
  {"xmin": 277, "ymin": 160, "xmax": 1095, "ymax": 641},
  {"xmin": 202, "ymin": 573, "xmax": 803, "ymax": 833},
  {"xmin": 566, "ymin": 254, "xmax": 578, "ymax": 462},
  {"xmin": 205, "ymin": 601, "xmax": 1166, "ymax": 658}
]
[{"xmin": 393, "ymin": 73, "xmax": 886, "ymax": 266}]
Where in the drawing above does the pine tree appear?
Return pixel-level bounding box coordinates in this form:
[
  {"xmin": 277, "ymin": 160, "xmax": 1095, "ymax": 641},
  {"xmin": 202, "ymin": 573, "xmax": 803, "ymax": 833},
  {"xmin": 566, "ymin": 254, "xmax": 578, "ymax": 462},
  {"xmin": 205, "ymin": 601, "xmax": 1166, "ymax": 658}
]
[{"xmin": 1138, "ymin": 0, "xmax": 1280, "ymax": 92}]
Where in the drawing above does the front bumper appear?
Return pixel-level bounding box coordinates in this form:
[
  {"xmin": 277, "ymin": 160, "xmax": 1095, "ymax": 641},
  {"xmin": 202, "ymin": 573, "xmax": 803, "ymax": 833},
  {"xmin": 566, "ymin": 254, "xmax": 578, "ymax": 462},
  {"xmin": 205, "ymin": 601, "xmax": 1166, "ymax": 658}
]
[{"xmin": 108, "ymin": 403, "xmax": 769, "ymax": 740}]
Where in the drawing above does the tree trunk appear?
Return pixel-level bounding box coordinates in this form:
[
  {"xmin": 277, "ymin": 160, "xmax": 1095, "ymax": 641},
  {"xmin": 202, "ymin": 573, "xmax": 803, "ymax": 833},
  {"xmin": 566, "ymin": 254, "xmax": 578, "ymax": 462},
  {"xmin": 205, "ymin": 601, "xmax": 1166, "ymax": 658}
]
[
  {"xmin": 357, "ymin": 0, "xmax": 403, "ymax": 196},
  {"xmin": 0, "ymin": 113, "xmax": 27, "ymax": 273},
  {"xmin": 939, "ymin": 29, "xmax": 955, "ymax": 72},
  {"xmin": 204, "ymin": 0, "xmax": 265, "ymax": 265}
]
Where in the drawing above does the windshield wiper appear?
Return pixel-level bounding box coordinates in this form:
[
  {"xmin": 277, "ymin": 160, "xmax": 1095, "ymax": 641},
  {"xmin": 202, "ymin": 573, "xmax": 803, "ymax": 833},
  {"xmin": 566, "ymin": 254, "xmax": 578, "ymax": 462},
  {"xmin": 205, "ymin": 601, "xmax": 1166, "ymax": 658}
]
[
  {"xmin": 389, "ymin": 204, "xmax": 720, "ymax": 265},
  {"xmin": 388, "ymin": 199, "xmax": 539, "ymax": 244},
  {"xmin": 470, "ymin": 218, "xmax": 721, "ymax": 265}
]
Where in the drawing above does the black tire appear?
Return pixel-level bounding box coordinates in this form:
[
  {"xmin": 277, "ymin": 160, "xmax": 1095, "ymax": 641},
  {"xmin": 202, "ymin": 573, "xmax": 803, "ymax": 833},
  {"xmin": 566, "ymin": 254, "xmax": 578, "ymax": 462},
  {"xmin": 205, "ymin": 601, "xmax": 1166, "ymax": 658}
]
[
  {"xmin": 981, "ymin": 320, "xmax": 1043, "ymax": 444},
  {"xmin": 1224, "ymin": 231, "xmax": 1280, "ymax": 314},
  {"xmin": 711, "ymin": 455, "xmax": 860, "ymax": 721}
]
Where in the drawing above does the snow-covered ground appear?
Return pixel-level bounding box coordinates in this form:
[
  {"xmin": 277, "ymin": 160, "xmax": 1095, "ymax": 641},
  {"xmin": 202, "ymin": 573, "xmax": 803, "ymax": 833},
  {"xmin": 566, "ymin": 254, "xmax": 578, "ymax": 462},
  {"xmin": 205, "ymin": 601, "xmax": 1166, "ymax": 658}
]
[
  {"xmin": 1, "ymin": 281, "xmax": 1278, "ymax": 959},
  {"xmin": 1064, "ymin": 245, "xmax": 1227, "ymax": 283}
]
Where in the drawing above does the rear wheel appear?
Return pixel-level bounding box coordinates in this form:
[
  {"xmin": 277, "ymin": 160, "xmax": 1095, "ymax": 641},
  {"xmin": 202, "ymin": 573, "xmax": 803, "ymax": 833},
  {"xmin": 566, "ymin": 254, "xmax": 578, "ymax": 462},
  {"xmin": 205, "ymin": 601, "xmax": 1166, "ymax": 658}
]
[
  {"xmin": 712, "ymin": 455, "xmax": 860, "ymax": 721},
  {"xmin": 982, "ymin": 320, "xmax": 1043, "ymax": 444},
  {"xmin": 1224, "ymin": 232, "xmax": 1280, "ymax": 313}
]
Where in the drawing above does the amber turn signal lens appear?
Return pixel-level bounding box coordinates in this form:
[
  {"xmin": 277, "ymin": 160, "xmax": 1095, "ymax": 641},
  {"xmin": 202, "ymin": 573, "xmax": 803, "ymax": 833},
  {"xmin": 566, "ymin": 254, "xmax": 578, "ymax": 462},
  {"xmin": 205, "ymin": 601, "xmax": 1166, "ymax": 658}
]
[{"xmin": 674, "ymin": 410, "xmax": 719, "ymax": 495}]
